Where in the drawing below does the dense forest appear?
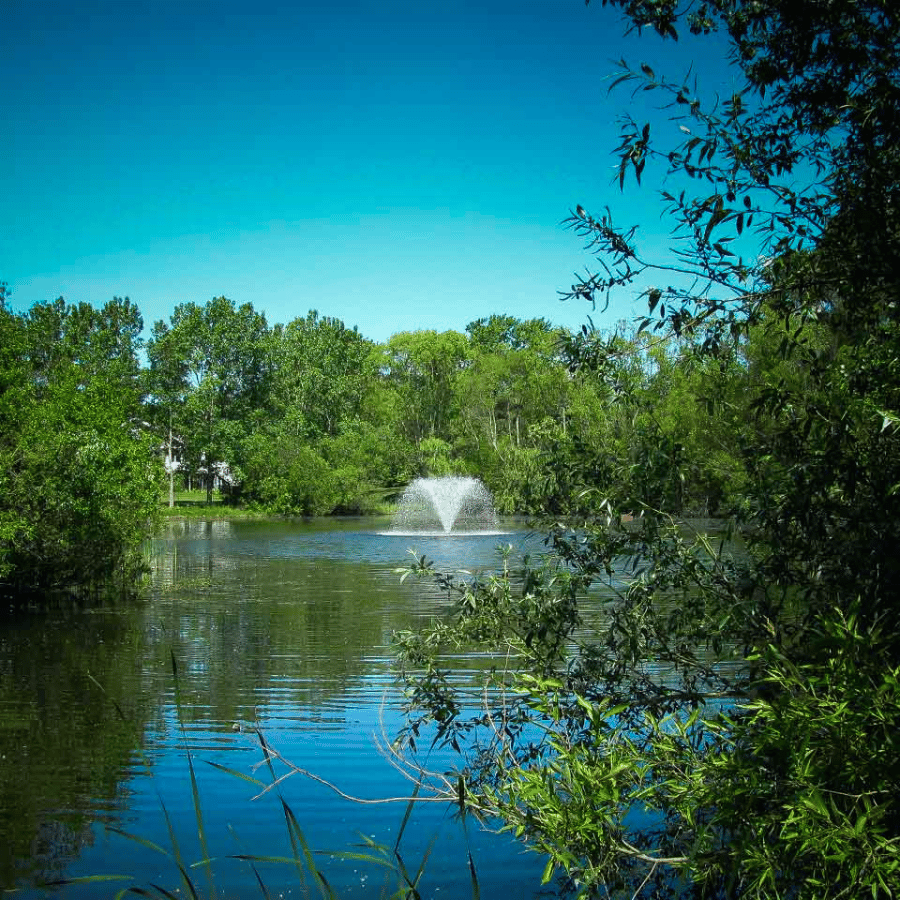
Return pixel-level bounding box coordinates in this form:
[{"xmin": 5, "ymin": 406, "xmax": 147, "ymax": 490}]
[{"xmin": 0, "ymin": 281, "xmax": 760, "ymax": 597}]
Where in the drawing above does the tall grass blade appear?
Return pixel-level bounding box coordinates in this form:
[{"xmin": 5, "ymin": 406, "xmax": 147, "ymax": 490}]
[
  {"xmin": 456, "ymin": 777, "xmax": 480, "ymax": 900},
  {"xmin": 229, "ymin": 854, "xmax": 306, "ymax": 865},
  {"xmin": 226, "ymin": 821, "xmax": 272, "ymax": 899},
  {"xmin": 277, "ymin": 795, "xmax": 308, "ymax": 889},
  {"xmin": 205, "ymin": 758, "xmax": 266, "ymax": 788},
  {"xmin": 465, "ymin": 848, "xmax": 481, "ymax": 900},
  {"xmin": 227, "ymin": 849, "xmax": 337, "ymax": 898},
  {"xmin": 389, "ymin": 825, "xmax": 440, "ymax": 900},
  {"xmin": 387, "ymin": 781, "xmax": 432, "ymax": 897},
  {"xmin": 158, "ymin": 780, "xmax": 199, "ymax": 900},
  {"xmin": 115, "ymin": 887, "xmax": 148, "ymax": 899},
  {"xmin": 251, "ymin": 727, "xmax": 335, "ymax": 900},
  {"xmin": 282, "ymin": 798, "xmax": 337, "ymax": 898},
  {"xmin": 391, "ymin": 848, "xmax": 417, "ymax": 898},
  {"xmin": 106, "ymin": 825, "xmax": 171, "ymax": 858},
  {"xmin": 87, "ymin": 672, "xmax": 154, "ymax": 778},
  {"xmin": 328, "ymin": 850, "xmax": 394, "ymax": 869},
  {"xmin": 113, "ymin": 882, "xmax": 185, "ymax": 900},
  {"xmin": 249, "ymin": 863, "xmax": 272, "ymax": 900},
  {"xmin": 255, "ymin": 728, "xmax": 278, "ymax": 782},
  {"xmin": 171, "ymin": 651, "xmax": 216, "ymax": 900},
  {"xmin": 114, "ymin": 886, "xmax": 178, "ymax": 900},
  {"xmin": 393, "ymin": 782, "xmax": 420, "ymax": 854},
  {"xmin": 41, "ymin": 875, "xmax": 131, "ymax": 887},
  {"xmin": 315, "ymin": 868, "xmax": 337, "ymax": 899},
  {"xmin": 407, "ymin": 833, "xmax": 439, "ymax": 898},
  {"xmin": 147, "ymin": 884, "xmax": 183, "ymax": 900}
]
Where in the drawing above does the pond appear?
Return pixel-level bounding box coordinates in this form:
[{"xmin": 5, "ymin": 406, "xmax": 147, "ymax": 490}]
[{"xmin": 1, "ymin": 517, "xmax": 562, "ymax": 898}]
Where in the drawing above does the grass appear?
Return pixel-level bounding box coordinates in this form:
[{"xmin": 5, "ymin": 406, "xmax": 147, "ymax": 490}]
[
  {"xmin": 158, "ymin": 489, "xmax": 269, "ymax": 519},
  {"xmin": 158, "ymin": 492, "xmax": 399, "ymax": 520},
  {"xmin": 160, "ymin": 488, "xmax": 224, "ymax": 506},
  {"xmin": 158, "ymin": 504, "xmax": 269, "ymax": 519}
]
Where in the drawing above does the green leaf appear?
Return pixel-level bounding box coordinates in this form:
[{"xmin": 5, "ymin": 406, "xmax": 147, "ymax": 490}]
[
  {"xmin": 541, "ymin": 857, "xmax": 556, "ymax": 884},
  {"xmin": 204, "ymin": 759, "xmax": 266, "ymax": 787}
]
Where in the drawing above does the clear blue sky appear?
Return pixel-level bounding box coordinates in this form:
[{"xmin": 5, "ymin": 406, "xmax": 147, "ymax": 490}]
[{"xmin": 2, "ymin": 0, "xmax": 738, "ymax": 343}]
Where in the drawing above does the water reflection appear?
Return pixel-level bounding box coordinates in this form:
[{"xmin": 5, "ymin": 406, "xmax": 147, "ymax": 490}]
[
  {"xmin": 0, "ymin": 605, "xmax": 153, "ymax": 890},
  {"xmin": 1, "ymin": 518, "xmax": 548, "ymax": 898}
]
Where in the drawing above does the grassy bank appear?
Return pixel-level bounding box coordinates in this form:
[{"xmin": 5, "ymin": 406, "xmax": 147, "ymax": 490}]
[{"xmin": 158, "ymin": 490, "xmax": 397, "ymax": 519}]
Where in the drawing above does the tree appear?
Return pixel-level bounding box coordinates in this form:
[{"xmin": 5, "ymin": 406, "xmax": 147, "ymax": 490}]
[
  {"xmin": 23, "ymin": 295, "xmax": 145, "ymax": 399},
  {"xmin": 394, "ymin": 2, "xmax": 900, "ymax": 896},
  {"xmin": 149, "ymin": 297, "xmax": 271, "ymax": 503},
  {"xmin": 465, "ymin": 314, "xmax": 561, "ymax": 357},
  {"xmin": 232, "ymin": 311, "xmax": 392, "ymax": 514},
  {"xmin": 379, "ymin": 330, "xmax": 470, "ymax": 445},
  {"xmin": 146, "ymin": 318, "xmax": 190, "ymax": 507},
  {"xmin": 269, "ymin": 310, "xmax": 374, "ymax": 438},
  {"xmin": 0, "ymin": 284, "xmax": 30, "ymax": 584},
  {"xmin": 1, "ymin": 289, "xmax": 161, "ymax": 597}
]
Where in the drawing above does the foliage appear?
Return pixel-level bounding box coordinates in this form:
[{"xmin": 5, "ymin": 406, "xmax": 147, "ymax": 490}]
[
  {"xmin": 270, "ymin": 310, "xmax": 375, "ymax": 438},
  {"xmin": 393, "ymin": 1, "xmax": 900, "ymax": 897},
  {"xmin": 148, "ymin": 296, "xmax": 271, "ymax": 504},
  {"xmin": 0, "ymin": 285, "xmax": 31, "ymax": 583},
  {"xmin": 240, "ymin": 427, "xmax": 338, "ymax": 516},
  {"xmin": 146, "ymin": 290, "xmax": 758, "ymax": 519},
  {"xmin": 378, "ymin": 330, "xmax": 471, "ymax": 444},
  {"xmin": 0, "ymin": 289, "xmax": 161, "ymax": 597}
]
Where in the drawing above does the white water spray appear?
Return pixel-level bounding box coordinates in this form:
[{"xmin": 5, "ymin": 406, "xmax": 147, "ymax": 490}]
[{"xmin": 391, "ymin": 476, "xmax": 500, "ymax": 535}]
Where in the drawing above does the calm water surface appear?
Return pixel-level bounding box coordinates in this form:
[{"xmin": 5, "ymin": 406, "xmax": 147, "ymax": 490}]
[{"xmin": 1, "ymin": 517, "xmax": 561, "ymax": 898}]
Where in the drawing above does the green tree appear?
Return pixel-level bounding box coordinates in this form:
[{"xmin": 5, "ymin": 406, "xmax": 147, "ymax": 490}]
[
  {"xmin": 0, "ymin": 285, "xmax": 30, "ymax": 583},
  {"xmin": 23, "ymin": 295, "xmax": 144, "ymax": 399},
  {"xmin": 146, "ymin": 318, "xmax": 190, "ymax": 507},
  {"xmin": 150, "ymin": 297, "xmax": 271, "ymax": 503},
  {"xmin": 270, "ymin": 310, "xmax": 374, "ymax": 438},
  {"xmin": 239, "ymin": 427, "xmax": 337, "ymax": 515},
  {"xmin": 465, "ymin": 314, "xmax": 561, "ymax": 357},
  {"xmin": 379, "ymin": 330, "xmax": 470, "ymax": 445},
  {"xmin": 395, "ymin": 1, "xmax": 900, "ymax": 896},
  {"xmin": 455, "ymin": 317, "xmax": 575, "ymax": 511},
  {"xmin": 1, "ymin": 290, "xmax": 160, "ymax": 596},
  {"xmin": 233, "ymin": 311, "xmax": 386, "ymax": 513}
]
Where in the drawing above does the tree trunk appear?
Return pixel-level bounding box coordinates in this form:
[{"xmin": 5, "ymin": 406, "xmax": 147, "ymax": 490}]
[
  {"xmin": 167, "ymin": 418, "xmax": 175, "ymax": 508},
  {"xmin": 206, "ymin": 395, "xmax": 214, "ymax": 505}
]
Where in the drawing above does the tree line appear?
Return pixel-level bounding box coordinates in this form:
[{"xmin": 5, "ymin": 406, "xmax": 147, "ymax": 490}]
[
  {"xmin": 146, "ymin": 298, "xmax": 758, "ymax": 519},
  {"xmin": 2, "ymin": 272, "xmax": 801, "ymax": 598}
]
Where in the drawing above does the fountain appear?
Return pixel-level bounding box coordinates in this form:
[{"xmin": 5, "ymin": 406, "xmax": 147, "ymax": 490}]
[{"xmin": 391, "ymin": 476, "xmax": 501, "ymax": 535}]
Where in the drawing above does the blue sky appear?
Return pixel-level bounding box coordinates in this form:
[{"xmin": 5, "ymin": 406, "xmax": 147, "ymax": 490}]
[{"xmin": 2, "ymin": 0, "xmax": 739, "ymax": 343}]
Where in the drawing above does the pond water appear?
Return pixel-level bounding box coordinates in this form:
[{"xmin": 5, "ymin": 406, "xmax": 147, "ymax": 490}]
[{"xmin": 1, "ymin": 517, "xmax": 563, "ymax": 898}]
